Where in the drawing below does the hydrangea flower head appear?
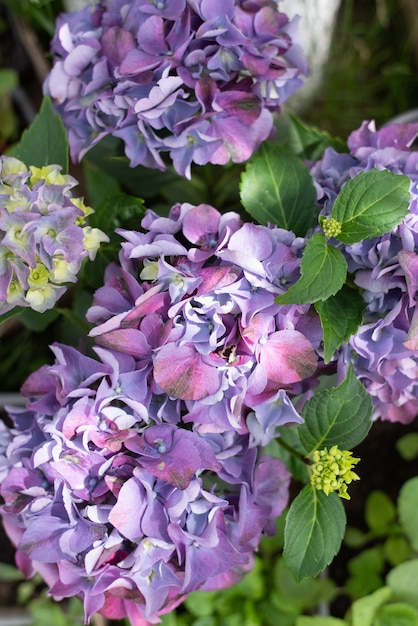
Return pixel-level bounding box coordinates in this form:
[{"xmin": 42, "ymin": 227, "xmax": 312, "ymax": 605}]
[
  {"xmin": 0, "ymin": 155, "xmax": 109, "ymax": 314},
  {"xmin": 0, "ymin": 337, "xmax": 292, "ymax": 624},
  {"xmin": 44, "ymin": 0, "xmax": 307, "ymax": 177},
  {"xmin": 310, "ymin": 121, "xmax": 418, "ymax": 423},
  {"xmin": 87, "ymin": 201, "xmax": 324, "ymax": 436},
  {"xmin": 0, "ymin": 199, "xmax": 333, "ymax": 624}
]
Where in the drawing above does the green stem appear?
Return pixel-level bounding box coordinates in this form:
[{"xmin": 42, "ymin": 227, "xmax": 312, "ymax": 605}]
[{"xmin": 277, "ymin": 437, "xmax": 310, "ymax": 465}]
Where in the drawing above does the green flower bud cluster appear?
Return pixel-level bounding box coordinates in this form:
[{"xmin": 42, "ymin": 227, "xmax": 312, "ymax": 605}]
[
  {"xmin": 310, "ymin": 445, "xmax": 360, "ymax": 500},
  {"xmin": 321, "ymin": 217, "xmax": 342, "ymax": 239}
]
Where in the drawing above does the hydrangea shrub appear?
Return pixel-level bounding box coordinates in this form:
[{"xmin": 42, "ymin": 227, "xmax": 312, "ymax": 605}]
[{"xmin": 2, "ymin": 0, "xmax": 418, "ymax": 621}]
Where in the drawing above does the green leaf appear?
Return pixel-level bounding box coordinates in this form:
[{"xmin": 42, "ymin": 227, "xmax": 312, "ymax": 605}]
[
  {"xmin": 286, "ymin": 113, "xmax": 348, "ymax": 161},
  {"xmin": 274, "ymin": 558, "xmax": 336, "ymax": 610},
  {"xmin": 398, "ymin": 477, "xmax": 418, "ymax": 551},
  {"xmin": 85, "ymin": 136, "xmax": 180, "ymax": 199},
  {"xmin": 346, "ymin": 546, "xmax": 385, "ymax": 598},
  {"xmin": 396, "ymin": 433, "xmax": 418, "ymax": 461},
  {"xmin": 387, "ymin": 560, "xmax": 418, "ymax": 610},
  {"xmin": 374, "ymin": 602, "xmax": 418, "ymax": 626},
  {"xmin": 13, "ymin": 96, "xmax": 68, "ymax": 172},
  {"xmin": 87, "ymin": 192, "xmax": 146, "ymax": 234},
  {"xmin": 365, "ymin": 490, "xmax": 396, "ymax": 533},
  {"xmin": 0, "ymin": 306, "xmax": 24, "ymax": 326},
  {"xmin": 351, "ymin": 586, "xmax": 392, "ymax": 626},
  {"xmin": 276, "ymin": 234, "xmax": 347, "ymax": 305},
  {"xmin": 240, "ymin": 142, "xmax": 316, "ymax": 236},
  {"xmin": 28, "ymin": 596, "xmax": 83, "ymax": 626},
  {"xmin": 331, "ymin": 169, "xmax": 410, "ymax": 244},
  {"xmin": 298, "ymin": 364, "xmax": 373, "ymax": 455},
  {"xmin": 344, "ymin": 526, "xmax": 371, "ymax": 549},
  {"xmin": 315, "ymin": 284, "xmax": 364, "ymax": 363},
  {"xmin": 0, "ymin": 68, "xmax": 18, "ymax": 93},
  {"xmin": 0, "ymin": 68, "xmax": 19, "ymax": 141},
  {"xmin": 283, "ymin": 483, "xmax": 346, "ymax": 581},
  {"xmin": 19, "ymin": 307, "xmax": 59, "ymax": 332},
  {"xmin": 184, "ymin": 591, "xmax": 219, "ymax": 617},
  {"xmin": 384, "ymin": 536, "xmax": 413, "ymax": 567},
  {"xmin": 83, "ymin": 160, "xmax": 121, "ymax": 207},
  {"xmin": 0, "ymin": 562, "xmax": 25, "ymax": 582}
]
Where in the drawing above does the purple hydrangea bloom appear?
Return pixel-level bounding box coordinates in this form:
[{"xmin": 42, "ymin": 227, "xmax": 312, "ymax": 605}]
[
  {"xmin": 87, "ymin": 202, "xmax": 323, "ymax": 433},
  {"xmin": 0, "ymin": 201, "xmax": 329, "ymax": 621},
  {"xmin": 0, "ymin": 339, "xmax": 291, "ymax": 624},
  {"xmin": 310, "ymin": 121, "xmax": 418, "ymax": 423},
  {"xmin": 44, "ymin": 0, "xmax": 308, "ymax": 177},
  {"xmin": 0, "ymin": 157, "xmax": 108, "ymax": 314}
]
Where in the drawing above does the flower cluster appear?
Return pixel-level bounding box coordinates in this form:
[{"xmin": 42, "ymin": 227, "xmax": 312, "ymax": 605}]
[
  {"xmin": 310, "ymin": 446, "xmax": 360, "ymax": 500},
  {"xmin": 87, "ymin": 202, "xmax": 324, "ymax": 430},
  {"xmin": 44, "ymin": 0, "xmax": 307, "ymax": 178},
  {"xmin": 0, "ymin": 156, "xmax": 108, "ymax": 314},
  {"xmin": 0, "ymin": 202, "xmax": 330, "ymax": 624},
  {"xmin": 310, "ymin": 121, "xmax": 418, "ymax": 423},
  {"xmin": 0, "ymin": 346, "xmax": 291, "ymax": 626}
]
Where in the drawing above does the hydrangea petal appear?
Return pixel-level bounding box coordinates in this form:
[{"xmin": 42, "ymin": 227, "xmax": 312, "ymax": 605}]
[
  {"xmin": 259, "ymin": 330, "xmax": 317, "ymax": 385},
  {"xmin": 153, "ymin": 343, "xmax": 221, "ymax": 400}
]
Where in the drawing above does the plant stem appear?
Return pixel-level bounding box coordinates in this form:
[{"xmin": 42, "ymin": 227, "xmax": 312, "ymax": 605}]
[{"xmin": 277, "ymin": 437, "xmax": 310, "ymax": 464}]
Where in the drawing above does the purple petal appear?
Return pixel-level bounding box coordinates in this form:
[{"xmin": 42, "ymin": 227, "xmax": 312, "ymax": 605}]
[
  {"xmin": 64, "ymin": 42, "xmax": 100, "ymax": 76},
  {"xmin": 108, "ymin": 477, "xmax": 146, "ymax": 541},
  {"xmin": 94, "ymin": 329, "xmax": 151, "ymax": 358},
  {"xmin": 182, "ymin": 204, "xmax": 221, "ymax": 246},
  {"xmin": 101, "ymin": 26, "xmax": 136, "ymax": 68}
]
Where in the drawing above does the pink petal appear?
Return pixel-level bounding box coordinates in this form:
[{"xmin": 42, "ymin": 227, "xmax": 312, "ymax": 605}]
[
  {"xmin": 259, "ymin": 330, "xmax": 317, "ymax": 384},
  {"xmin": 154, "ymin": 344, "xmax": 221, "ymax": 400},
  {"xmin": 404, "ymin": 308, "xmax": 418, "ymax": 351}
]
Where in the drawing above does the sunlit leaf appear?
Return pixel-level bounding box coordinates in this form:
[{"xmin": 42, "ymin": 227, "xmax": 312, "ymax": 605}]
[
  {"xmin": 240, "ymin": 142, "xmax": 316, "ymax": 236},
  {"xmin": 276, "ymin": 234, "xmax": 347, "ymax": 305},
  {"xmin": 332, "ymin": 169, "xmax": 410, "ymax": 243}
]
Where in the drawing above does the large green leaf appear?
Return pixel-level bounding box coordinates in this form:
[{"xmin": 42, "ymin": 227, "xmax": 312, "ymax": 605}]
[
  {"xmin": 298, "ymin": 365, "xmax": 373, "ymax": 455},
  {"xmin": 315, "ymin": 285, "xmax": 365, "ymax": 363},
  {"xmin": 276, "ymin": 234, "xmax": 347, "ymax": 305},
  {"xmin": 240, "ymin": 142, "xmax": 316, "ymax": 236},
  {"xmin": 283, "ymin": 483, "xmax": 346, "ymax": 581},
  {"xmin": 13, "ymin": 95, "xmax": 68, "ymax": 172},
  {"xmin": 331, "ymin": 169, "xmax": 410, "ymax": 243}
]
